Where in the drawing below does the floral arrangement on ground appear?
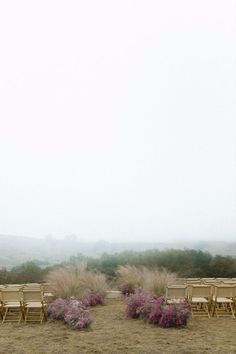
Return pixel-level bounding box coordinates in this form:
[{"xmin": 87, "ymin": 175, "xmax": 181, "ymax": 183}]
[
  {"xmin": 47, "ymin": 291, "xmax": 105, "ymax": 330},
  {"xmin": 125, "ymin": 291, "xmax": 190, "ymax": 328}
]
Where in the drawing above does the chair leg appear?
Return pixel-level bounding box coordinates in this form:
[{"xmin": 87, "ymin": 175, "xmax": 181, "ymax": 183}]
[
  {"xmin": 40, "ymin": 309, "xmax": 44, "ymax": 324},
  {"xmin": 213, "ymin": 302, "xmax": 235, "ymax": 317},
  {"xmin": 2, "ymin": 307, "xmax": 22, "ymax": 323},
  {"xmin": 204, "ymin": 303, "xmax": 210, "ymax": 318},
  {"xmin": 24, "ymin": 308, "xmax": 29, "ymax": 323},
  {"xmin": 2, "ymin": 307, "xmax": 8, "ymax": 324},
  {"xmin": 24, "ymin": 307, "xmax": 45, "ymax": 323},
  {"xmin": 230, "ymin": 303, "xmax": 235, "ymax": 318},
  {"xmin": 212, "ymin": 302, "xmax": 216, "ymax": 317},
  {"xmin": 18, "ymin": 307, "xmax": 23, "ymax": 324}
]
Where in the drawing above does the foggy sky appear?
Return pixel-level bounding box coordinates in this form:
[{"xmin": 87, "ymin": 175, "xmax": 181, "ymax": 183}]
[{"xmin": 0, "ymin": 0, "xmax": 236, "ymax": 242}]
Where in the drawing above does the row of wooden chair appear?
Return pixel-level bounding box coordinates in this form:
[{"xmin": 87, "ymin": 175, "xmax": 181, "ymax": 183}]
[
  {"xmin": 1, "ymin": 283, "xmax": 54, "ymax": 298},
  {"xmin": 166, "ymin": 284, "xmax": 236, "ymax": 318},
  {"xmin": 0, "ymin": 283, "xmax": 54, "ymax": 324},
  {"xmin": 176, "ymin": 278, "xmax": 236, "ymax": 286}
]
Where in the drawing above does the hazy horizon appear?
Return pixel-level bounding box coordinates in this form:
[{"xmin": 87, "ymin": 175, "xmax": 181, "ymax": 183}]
[
  {"xmin": 1, "ymin": 232, "xmax": 236, "ymax": 246},
  {"xmin": 1, "ymin": 1, "xmax": 236, "ymax": 243}
]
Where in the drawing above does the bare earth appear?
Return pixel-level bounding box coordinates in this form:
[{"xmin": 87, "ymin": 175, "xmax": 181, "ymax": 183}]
[{"xmin": 0, "ymin": 299, "xmax": 236, "ymax": 354}]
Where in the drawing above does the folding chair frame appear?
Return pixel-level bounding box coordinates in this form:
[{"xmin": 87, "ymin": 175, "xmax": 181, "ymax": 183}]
[
  {"xmin": 22, "ymin": 289, "xmax": 46, "ymax": 324},
  {"xmin": 1, "ymin": 289, "xmax": 24, "ymax": 324},
  {"xmin": 211, "ymin": 286, "xmax": 236, "ymax": 318},
  {"xmin": 188, "ymin": 285, "xmax": 212, "ymax": 318}
]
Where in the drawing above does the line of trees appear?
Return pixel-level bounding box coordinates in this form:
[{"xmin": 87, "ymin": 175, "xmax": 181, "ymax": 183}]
[
  {"xmin": 1, "ymin": 249, "xmax": 236, "ymax": 284},
  {"xmin": 80, "ymin": 249, "xmax": 236, "ymax": 278}
]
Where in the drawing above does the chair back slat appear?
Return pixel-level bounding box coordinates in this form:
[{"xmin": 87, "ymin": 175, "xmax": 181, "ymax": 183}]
[
  {"xmin": 22, "ymin": 290, "xmax": 43, "ymax": 302},
  {"xmin": 1, "ymin": 290, "xmax": 22, "ymax": 302},
  {"xmin": 214, "ymin": 286, "xmax": 236, "ymax": 298},
  {"xmin": 42, "ymin": 283, "xmax": 54, "ymax": 294},
  {"xmin": 190, "ymin": 285, "xmax": 212, "ymax": 298},
  {"xmin": 166, "ymin": 286, "xmax": 187, "ymax": 298}
]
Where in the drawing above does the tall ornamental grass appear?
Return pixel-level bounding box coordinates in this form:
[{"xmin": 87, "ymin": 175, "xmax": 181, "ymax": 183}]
[
  {"xmin": 46, "ymin": 262, "xmax": 108, "ymax": 299},
  {"xmin": 117, "ymin": 265, "xmax": 177, "ymax": 296}
]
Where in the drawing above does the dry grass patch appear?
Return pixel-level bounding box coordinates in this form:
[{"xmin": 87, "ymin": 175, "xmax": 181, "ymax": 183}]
[
  {"xmin": 0, "ymin": 299, "xmax": 236, "ymax": 353},
  {"xmin": 46, "ymin": 263, "xmax": 108, "ymax": 299}
]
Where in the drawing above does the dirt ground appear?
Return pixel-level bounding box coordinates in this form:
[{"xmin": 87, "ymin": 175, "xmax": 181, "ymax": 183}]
[{"xmin": 0, "ymin": 299, "xmax": 236, "ymax": 354}]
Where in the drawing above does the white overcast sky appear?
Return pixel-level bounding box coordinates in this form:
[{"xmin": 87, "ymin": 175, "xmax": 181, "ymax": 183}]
[{"xmin": 0, "ymin": 0, "xmax": 235, "ymax": 242}]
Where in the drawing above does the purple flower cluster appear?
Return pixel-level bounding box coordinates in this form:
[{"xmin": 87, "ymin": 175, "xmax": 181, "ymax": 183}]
[
  {"xmin": 47, "ymin": 298, "xmax": 69, "ymax": 321},
  {"xmin": 125, "ymin": 291, "xmax": 157, "ymax": 319},
  {"xmin": 125, "ymin": 291, "xmax": 189, "ymax": 328},
  {"xmin": 147, "ymin": 296, "xmax": 165, "ymax": 324},
  {"xmin": 119, "ymin": 284, "xmax": 135, "ymax": 296},
  {"xmin": 158, "ymin": 304, "xmax": 189, "ymax": 328},
  {"xmin": 47, "ymin": 292, "xmax": 105, "ymax": 330},
  {"xmin": 64, "ymin": 300, "xmax": 91, "ymax": 329},
  {"xmin": 47, "ymin": 298, "xmax": 90, "ymax": 330},
  {"xmin": 82, "ymin": 291, "xmax": 105, "ymax": 306}
]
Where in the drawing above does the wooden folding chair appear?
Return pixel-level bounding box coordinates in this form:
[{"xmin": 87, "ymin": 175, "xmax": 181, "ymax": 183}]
[
  {"xmin": 42, "ymin": 283, "xmax": 54, "ymax": 299},
  {"xmin": 22, "ymin": 289, "xmax": 46, "ymax": 324},
  {"xmin": 41, "ymin": 283, "xmax": 55, "ymax": 304},
  {"xmin": 165, "ymin": 285, "xmax": 187, "ymax": 304},
  {"xmin": 211, "ymin": 285, "xmax": 236, "ymax": 318},
  {"xmin": 1, "ymin": 289, "xmax": 24, "ymax": 323},
  {"xmin": 188, "ymin": 285, "xmax": 212, "ymax": 318}
]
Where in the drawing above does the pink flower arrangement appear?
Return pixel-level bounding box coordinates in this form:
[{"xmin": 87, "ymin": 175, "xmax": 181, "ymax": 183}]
[
  {"xmin": 47, "ymin": 298, "xmax": 69, "ymax": 320},
  {"xmin": 47, "ymin": 291, "xmax": 105, "ymax": 330},
  {"xmin": 147, "ymin": 296, "xmax": 165, "ymax": 324},
  {"xmin": 64, "ymin": 301, "xmax": 91, "ymax": 329},
  {"xmin": 125, "ymin": 291, "xmax": 189, "ymax": 328},
  {"xmin": 82, "ymin": 291, "xmax": 105, "ymax": 306},
  {"xmin": 119, "ymin": 283, "xmax": 135, "ymax": 296},
  {"xmin": 125, "ymin": 291, "xmax": 157, "ymax": 319},
  {"xmin": 158, "ymin": 304, "xmax": 189, "ymax": 328}
]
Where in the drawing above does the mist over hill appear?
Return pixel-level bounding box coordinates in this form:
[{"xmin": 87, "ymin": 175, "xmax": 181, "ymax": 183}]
[{"xmin": 0, "ymin": 234, "xmax": 236, "ymax": 269}]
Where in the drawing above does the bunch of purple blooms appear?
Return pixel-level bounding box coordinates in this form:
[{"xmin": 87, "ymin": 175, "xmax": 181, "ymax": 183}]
[
  {"xmin": 47, "ymin": 291, "xmax": 105, "ymax": 330},
  {"xmin": 125, "ymin": 291, "xmax": 189, "ymax": 328},
  {"xmin": 157, "ymin": 304, "xmax": 189, "ymax": 328},
  {"xmin": 125, "ymin": 291, "xmax": 157, "ymax": 319},
  {"xmin": 119, "ymin": 283, "xmax": 135, "ymax": 296},
  {"xmin": 64, "ymin": 300, "xmax": 91, "ymax": 330},
  {"xmin": 47, "ymin": 298, "xmax": 68, "ymax": 321},
  {"xmin": 47, "ymin": 298, "xmax": 91, "ymax": 330},
  {"xmin": 82, "ymin": 291, "xmax": 105, "ymax": 307},
  {"xmin": 147, "ymin": 296, "xmax": 165, "ymax": 324}
]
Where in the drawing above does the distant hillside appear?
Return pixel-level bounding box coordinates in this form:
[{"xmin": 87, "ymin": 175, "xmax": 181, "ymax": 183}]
[{"xmin": 0, "ymin": 234, "xmax": 236, "ymax": 269}]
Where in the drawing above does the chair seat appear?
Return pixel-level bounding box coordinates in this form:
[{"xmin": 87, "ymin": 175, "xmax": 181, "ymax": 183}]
[
  {"xmin": 167, "ymin": 298, "xmax": 186, "ymax": 304},
  {"xmin": 214, "ymin": 297, "xmax": 233, "ymax": 303},
  {"xmin": 24, "ymin": 302, "xmax": 43, "ymax": 308},
  {"xmin": 191, "ymin": 297, "xmax": 208, "ymax": 303},
  {"xmin": 44, "ymin": 292, "xmax": 54, "ymax": 297},
  {"xmin": 3, "ymin": 302, "xmax": 22, "ymax": 307}
]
